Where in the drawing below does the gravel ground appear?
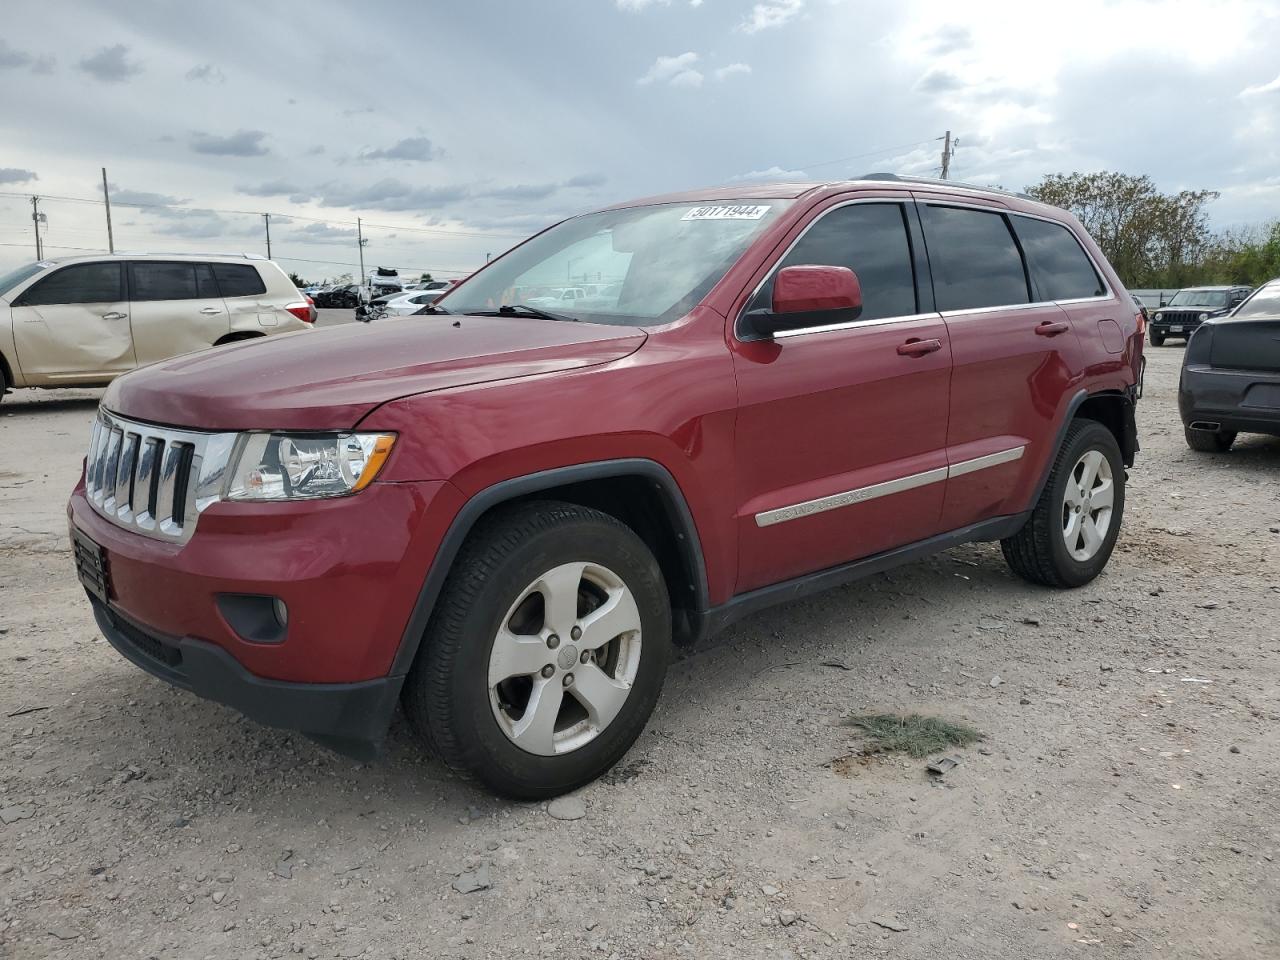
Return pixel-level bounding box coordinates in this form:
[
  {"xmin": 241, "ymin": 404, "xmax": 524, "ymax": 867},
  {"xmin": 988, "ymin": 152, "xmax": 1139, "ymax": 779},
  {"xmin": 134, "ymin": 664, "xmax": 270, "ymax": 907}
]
[{"xmin": 1, "ymin": 344, "xmax": 1277, "ymax": 960}]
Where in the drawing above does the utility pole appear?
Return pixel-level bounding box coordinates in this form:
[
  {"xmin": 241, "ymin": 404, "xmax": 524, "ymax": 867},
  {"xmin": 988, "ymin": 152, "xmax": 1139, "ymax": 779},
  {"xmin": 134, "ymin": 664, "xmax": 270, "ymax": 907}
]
[
  {"xmin": 31, "ymin": 196, "xmax": 43, "ymax": 259},
  {"xmin": 101, "ymin": 168, "xmax": 115, "ymax": 254},
  {"xmin": 356, "ymin": 217, "xmax": 367, "ymax": 282},
  {"xmin": 263, "ymin": 213, "xmax": 272, "ymax": 259},
  {"xmin": 940, "ymin": 130, "xmax": 957, "ymax": 180}
]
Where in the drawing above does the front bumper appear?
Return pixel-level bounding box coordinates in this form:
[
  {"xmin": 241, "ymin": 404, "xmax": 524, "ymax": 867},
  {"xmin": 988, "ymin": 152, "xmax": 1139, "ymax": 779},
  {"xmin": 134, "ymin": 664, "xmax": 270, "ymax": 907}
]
[
  {"xmin": 1179, "ymin": 364, "xmax": 1280, "ymax": 437},
  {"xmin": 91, "ymin": 599, "xmax": 402, "ymax": 758}
]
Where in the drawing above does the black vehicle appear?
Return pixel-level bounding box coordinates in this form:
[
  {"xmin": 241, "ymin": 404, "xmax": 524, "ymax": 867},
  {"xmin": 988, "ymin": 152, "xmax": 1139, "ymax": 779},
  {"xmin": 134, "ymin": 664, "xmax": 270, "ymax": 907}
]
[
  {"xmin": 1150, "ymin": 285, "xmax": 1251, "ymax": 346},
  {"xmin": 1179, "ymin": 279, "xmax": 1280, "ymax": 451}
]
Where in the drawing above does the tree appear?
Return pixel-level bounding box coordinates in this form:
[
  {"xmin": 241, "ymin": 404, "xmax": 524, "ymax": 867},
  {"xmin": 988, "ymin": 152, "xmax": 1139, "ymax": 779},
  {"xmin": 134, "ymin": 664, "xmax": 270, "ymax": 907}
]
[
  {"xmin": 287, "ymin": 271, "xmax": 309, "ymax": 287},
  {"xmin": 1025, "ymin": 172, "xmax": 1217, "ymax": 288},
  {"xmin": 420, "ymin": 272, "xmax": 434, "ymax": 283}
]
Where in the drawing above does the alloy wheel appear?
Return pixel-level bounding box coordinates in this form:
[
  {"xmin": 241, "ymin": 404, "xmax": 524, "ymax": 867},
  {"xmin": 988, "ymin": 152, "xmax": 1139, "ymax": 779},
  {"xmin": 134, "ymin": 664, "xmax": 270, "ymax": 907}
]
[{"xmin": 1061, "ymin": 449, "xmax": 1115, "ymax": 562}]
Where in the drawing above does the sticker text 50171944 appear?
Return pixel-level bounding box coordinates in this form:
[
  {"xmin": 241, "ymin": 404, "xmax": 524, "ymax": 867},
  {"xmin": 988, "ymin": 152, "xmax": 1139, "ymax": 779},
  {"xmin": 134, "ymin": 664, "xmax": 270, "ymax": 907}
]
[{"xmin": 680, "ymin": 204, "xmax": 772, "ymax": 221}]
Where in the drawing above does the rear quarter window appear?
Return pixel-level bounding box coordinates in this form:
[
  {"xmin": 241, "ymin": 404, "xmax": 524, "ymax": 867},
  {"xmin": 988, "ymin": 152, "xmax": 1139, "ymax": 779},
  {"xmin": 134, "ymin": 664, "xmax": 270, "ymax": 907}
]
[
  {"xmin": 212, "ymin": 263, "xmax": 267, "ymax": 297},
  {"xmin": 1011, "ymin": 216, "xmax": 1106, "ymax": 301}
]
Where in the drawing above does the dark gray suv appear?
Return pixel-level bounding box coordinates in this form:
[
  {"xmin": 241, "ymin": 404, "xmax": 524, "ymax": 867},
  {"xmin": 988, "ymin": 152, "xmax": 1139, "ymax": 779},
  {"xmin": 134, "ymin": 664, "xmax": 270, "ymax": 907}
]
[{"xmin": 1150, "ymin": 285, "xmax": 1251, "ymax": 345}]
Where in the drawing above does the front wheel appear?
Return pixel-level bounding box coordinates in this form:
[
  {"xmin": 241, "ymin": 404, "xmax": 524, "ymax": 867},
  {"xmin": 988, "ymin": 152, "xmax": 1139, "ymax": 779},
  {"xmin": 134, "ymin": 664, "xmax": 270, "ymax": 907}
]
[
  {"xmin": 1002, "ymin": 419, "xmax": 1125, "ymax": 588},
  {"xmin": 1149, "ymin": 330, "xmax": 1166, "ymax": 346},
  {"xmin": 402, "ymin": 501, "xmax": 671, "ymax": 799}
]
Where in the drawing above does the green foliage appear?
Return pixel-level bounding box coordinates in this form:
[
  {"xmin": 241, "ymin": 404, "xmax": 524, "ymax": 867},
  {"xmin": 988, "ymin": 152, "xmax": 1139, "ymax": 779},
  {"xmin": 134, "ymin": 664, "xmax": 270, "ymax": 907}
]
[
  {"xmin": 287, "ymin": 271, "xmax": 308, "ymax": 287},
  {"xmin": 842, "ymin": 713, "xmax": 983, "ymax": 758},
  {"xmin": 420, "ymin": 272, "xmax": 434, "ymax": 283}
]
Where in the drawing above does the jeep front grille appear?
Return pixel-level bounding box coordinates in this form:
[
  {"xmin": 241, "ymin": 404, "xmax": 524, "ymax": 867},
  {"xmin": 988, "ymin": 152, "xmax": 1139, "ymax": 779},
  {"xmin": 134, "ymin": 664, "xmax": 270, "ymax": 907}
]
[{"xmin": 84, "ymin": 411, "xmax": 237, "ymax": 544}]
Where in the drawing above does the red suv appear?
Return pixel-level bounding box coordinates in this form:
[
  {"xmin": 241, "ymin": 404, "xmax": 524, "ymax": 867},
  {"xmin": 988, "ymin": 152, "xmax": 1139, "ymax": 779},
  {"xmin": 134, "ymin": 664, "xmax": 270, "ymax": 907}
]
[{"xmin": 69, "ymin": 176, "xmax": 1143, "ymax": 797}]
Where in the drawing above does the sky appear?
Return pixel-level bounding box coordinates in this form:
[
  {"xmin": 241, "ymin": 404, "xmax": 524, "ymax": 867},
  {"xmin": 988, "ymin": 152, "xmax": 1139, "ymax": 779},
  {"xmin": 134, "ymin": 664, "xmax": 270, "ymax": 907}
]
[{"xmin": 2, "ymin": 0, "xmax": 1279, "ymax": 279}]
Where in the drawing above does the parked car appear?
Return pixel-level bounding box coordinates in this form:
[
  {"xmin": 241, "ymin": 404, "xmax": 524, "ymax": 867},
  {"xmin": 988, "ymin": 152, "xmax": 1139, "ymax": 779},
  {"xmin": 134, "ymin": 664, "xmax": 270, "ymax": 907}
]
[
  {"xmin": 1149, "ymin": 285, "xmax": 1251, "ymax": 345},
  {"xmin": 0, "ymin": 253, "xmax": 312, "ymax": 401},
  {"xmin": 314, "ymin": 284, "xmax": 360, "ymax": 308},
  {"xmin": 367, "ymin": 290, "xmax": 443, "ymax": 319},
  {"xmin": 1179, "ymin": 278, "xmax": 1280, "ymax": 451},
  {"xmin": 69, "ymin": 175, "xmax": 1143, "ymax": 797}
]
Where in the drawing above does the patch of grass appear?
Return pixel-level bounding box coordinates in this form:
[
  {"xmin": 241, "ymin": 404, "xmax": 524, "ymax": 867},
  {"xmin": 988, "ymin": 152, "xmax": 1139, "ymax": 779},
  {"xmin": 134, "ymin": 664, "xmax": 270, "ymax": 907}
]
[{"xmin": 842, "ymin": 713, "xmax": 983, "ymax": 758}]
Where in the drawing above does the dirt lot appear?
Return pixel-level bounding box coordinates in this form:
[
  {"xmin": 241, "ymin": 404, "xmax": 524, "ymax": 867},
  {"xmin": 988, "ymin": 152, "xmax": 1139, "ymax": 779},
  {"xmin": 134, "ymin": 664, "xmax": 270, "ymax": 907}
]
[{"xmin": 1, "ymin": 345, "xmax": 1277, "ymax": 960}]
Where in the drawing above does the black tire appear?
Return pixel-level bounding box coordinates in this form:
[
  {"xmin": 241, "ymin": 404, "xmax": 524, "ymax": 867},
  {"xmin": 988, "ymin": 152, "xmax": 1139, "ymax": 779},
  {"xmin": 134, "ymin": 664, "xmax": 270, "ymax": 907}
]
[
  {"xmin": 1149, "ymin": 330, "xmax": 1165, "ymax": 346},
  {"xmin": 0, "ymin": 362, "xmax": 7, "ymax": 401},
  {"xmin": 1001, "ymin": 419, "xmax": 1126, "ymax": 588},
  {"xmin": 401, "ymin": 500, "xmax": 671, "ymax": 799},
  {"xmin": 1183, "ymin": 425, "xmax": 1236, "ymax": 452}
]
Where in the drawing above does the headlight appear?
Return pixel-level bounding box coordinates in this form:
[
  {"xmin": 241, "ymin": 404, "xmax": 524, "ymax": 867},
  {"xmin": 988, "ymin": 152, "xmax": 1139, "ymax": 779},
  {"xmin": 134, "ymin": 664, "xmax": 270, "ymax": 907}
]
[
  {"xmin": 1154, "ymin": 311, "xmax": 1163, "ymax": 320},
  {"xmin": 225, "ymin": 432, "xmax": 396, "ymax": 501},
  {"xmin": 1198, "ymin": 312, "xmax": 1208, "ymax": 322}
]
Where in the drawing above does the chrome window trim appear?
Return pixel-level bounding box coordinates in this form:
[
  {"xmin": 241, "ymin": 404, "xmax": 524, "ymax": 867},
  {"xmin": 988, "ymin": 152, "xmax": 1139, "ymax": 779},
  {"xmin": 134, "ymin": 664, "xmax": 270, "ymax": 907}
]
[
  {"xmin": 734, "ymin": 197, "xmax": 928, "ymax": 343},
  {"xmin": 754, "ymin": 444, "xmax": 1025, "ymax": 527}
]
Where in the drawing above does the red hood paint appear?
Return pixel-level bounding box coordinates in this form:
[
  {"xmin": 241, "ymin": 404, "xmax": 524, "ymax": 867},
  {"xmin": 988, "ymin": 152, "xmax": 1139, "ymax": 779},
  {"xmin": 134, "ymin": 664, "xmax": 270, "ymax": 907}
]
[{"xmin": 103, "ymin": 315, "xmax": 647, "ymax": 430}]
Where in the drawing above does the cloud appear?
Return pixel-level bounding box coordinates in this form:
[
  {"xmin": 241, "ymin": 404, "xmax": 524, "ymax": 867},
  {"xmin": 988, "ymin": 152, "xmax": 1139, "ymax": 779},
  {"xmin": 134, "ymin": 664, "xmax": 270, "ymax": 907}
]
[
  {"xmin": 237, "ymin": 179, "xmax": 305, "ymax": 197},
  {"xmin": 1241, "ymin": 73, "xmax": 1280, "ymax": 97},
  {"xmin": 290, "ymin": 222, "xmax": 359, "ymax": 243},
  {"xmin": 314, "ymin": 178, "xmax": 469, "ymax": 212},
  {"xmin": 0, "ymin": 168, "xmax": 37, "ymax": 185},
  {"xmin": 563, "ymin": 173, "xmax": 608, "ymax": 188},
  {"xmin": 0, "ymin": 41, "xmax": 54, "ymax": 74},
  {"xmin": 638, "ymin": 52, "xmax": 703, "ymax": 88},
  {"xmin": 185, "ymin": 63, "xmax": 225, "ymax": 83},
  {"xmin": 929, "ymin": 24, "xmax": 972, "ymax": 56},
  {"xmin": 190, "ymin": 129, "xmax": 270, "ymax": 156},
  {"xmin": 77, "ymin": 44, "xmax": 142, "ymax": 83},
  {"xmin": 480, "ymin": 183, "xmax": 560, "ymax": 201},
  {"xmin": 105, "ymin": 186, "xmax": 184, "ymax": 207},
  {"xmin": 305, "ymin": 144, "xmax": 326, "ymax": 156},
  {"xmin": 729, "ymin": 166, "xmax": 808, "ymax": 182},
  {"xmin": 739, "ymin": 0, "xmax": 804, "ymax": 34},
  {"xmin": 715, "ymin": 63, "xmax": 752, "ymax": 82},
  {"xmin": 359, "ymin": 137, "xmax": 441, "ymax": 162},
  {"xmin": 616, "ymin": 0, "xmax": 669, "ymax": 7},
  {"xmin": 915, "ymin": 68, "xmax": 963, "ymax": 93}
]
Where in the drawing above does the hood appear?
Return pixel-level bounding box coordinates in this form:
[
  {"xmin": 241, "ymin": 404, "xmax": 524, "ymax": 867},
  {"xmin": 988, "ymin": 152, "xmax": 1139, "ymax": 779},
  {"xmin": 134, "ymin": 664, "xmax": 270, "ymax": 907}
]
[{"xmin": 103, "ymin": 314, "xmax": 647, "ymax": 430}]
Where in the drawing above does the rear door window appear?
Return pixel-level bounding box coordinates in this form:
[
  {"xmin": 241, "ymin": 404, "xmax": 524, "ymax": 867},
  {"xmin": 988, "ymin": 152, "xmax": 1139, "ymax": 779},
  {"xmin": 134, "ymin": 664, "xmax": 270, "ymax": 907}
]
[
  {"xmin": 920, "ymin": 205, "xmax": 1030, "ymax": 312},
  {"xmin": 129, "ymin": 262, "xmax": 201, "ymax": 301},
  {"xmin": 749, "ymin": 202, "xmax": 918, "ymax": 323},
  {"xmin": 1011, "ymin": 215, "xmax": 1105, "ymax": 301},
  {"xmin": 17, "ymin": 262, "xmax": 124, "ymax": 306},
  {"xmin": 212, "ymin": 263, "xmax": 267, "ymax": 297}
]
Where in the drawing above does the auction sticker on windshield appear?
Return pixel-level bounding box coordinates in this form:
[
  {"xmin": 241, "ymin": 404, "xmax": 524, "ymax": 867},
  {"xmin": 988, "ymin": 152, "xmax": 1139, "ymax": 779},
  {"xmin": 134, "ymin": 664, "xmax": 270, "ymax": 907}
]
[{"xmin": 681, "ymin": 204, "xmax": 772, "ymax": 221}]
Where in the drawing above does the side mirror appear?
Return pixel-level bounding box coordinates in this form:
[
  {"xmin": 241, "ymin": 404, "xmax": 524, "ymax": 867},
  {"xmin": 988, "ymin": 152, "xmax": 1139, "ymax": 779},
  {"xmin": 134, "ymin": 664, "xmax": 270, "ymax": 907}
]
[{"xmin": 746, "ymin": 265, "xmax": 863, "ymax": 337}]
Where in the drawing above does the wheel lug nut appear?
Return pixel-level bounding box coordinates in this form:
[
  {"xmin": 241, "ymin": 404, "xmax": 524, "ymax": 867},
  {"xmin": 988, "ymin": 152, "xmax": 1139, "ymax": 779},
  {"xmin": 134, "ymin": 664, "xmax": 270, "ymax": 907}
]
[
  {"xmin": 580, "ymin": 650, "xmax": 590, "ymax": 664},
  {"xmin": 547, "ymin": 634, "xmax": 560, "ymax": 649},
  {"xmin": 541, "ymin": 665, "xmax": 555, "ymax": 679},
  {"xmin": 563, "ymin": 673, "xmax": 574, "ymax": 687},
  {"xmin": 571, "ymin": 626, "xmax": 581, "ymax": 641}
]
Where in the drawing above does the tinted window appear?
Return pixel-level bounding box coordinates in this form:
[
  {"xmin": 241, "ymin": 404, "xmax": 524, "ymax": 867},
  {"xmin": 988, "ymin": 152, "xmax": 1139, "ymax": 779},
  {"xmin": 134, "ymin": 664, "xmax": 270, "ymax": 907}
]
[
  {"xmin": 130, "ymin": 262, "xmax": 201, "ymax": 301},
  {"xmin": 212, "ymin": 263, "xmax": 267, "ymax": 297},
  {"xmin": 1013, "ymin": 216, "xmax": 1105, "ymax": 300},
  {"xmin": 1232, "ymin": 285, "xmax": 1280, "ymax": 320},
  {"xmin": 17, "ymin": 262, "xmax": 123, "ymax": 306},
  {"xmin": 750, "ymin": 202, "xmax": 917, "ymax": 322},
  {"xmin": 195, "ymin": 263, "xmax": 220, "ymax": 299},
  {"xmin": 920, "ymin": 205, "xmax": 1029, "ymax": 311}
]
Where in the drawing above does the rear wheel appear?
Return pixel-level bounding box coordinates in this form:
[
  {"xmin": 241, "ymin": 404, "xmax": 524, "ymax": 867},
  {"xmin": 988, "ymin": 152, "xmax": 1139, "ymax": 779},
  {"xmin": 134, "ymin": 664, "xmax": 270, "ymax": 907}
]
[
  {"xmin": 1183, "ymin": 424, "xmax": 1236, "ymax": 452},
  {"xmin": 0, "ymin": 363, "xmax": 7, "ymax": 402},
  {"xmin": 1149, "ymin": 329, "xmax": 1166, "ymax": 346},
  {"xmin": 402, "ymin": 501, "xmax": 671, "ymax": 799},
  {"xmin": 1002, "ymin": 419, "xmax": 1125, "ymax": 588}
]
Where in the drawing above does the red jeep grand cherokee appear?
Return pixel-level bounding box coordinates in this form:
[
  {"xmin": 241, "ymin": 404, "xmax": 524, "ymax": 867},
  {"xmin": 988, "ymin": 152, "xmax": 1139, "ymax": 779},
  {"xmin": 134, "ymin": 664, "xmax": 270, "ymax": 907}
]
[{"xmin": 69, "ymin": 176, "xmax": 1143, "ymax": 798}]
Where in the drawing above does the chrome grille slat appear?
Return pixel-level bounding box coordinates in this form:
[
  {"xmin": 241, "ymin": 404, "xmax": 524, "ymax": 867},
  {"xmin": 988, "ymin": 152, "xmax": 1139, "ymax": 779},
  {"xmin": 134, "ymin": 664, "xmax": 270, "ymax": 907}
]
[{"xmin": 84, "ymin": 410, "xmax": 237, "ymax": 545}]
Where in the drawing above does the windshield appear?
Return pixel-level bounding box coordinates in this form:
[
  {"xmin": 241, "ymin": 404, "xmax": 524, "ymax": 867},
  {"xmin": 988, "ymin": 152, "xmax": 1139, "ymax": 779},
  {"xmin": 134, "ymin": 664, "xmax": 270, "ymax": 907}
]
[
  {"xmin": 1232, "ymin": 285, "xmax": 1280, "ymax": 320},
  {"xmin": 0, "ymin": 261, "xmax": 50, "ymax": 298},
  {"xmin": 1168, "ymin": 289, "xmax": 1229, "ymax": 308},
  {"xmin": 436, "ymin": 200, "xmax": 792, "ymax": 326}
]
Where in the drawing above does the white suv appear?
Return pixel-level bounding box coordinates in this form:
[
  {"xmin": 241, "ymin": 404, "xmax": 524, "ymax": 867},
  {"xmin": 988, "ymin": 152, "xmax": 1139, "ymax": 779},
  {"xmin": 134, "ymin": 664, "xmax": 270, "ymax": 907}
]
[{"xmin": 0, "ymin": 253, "xmax": 312, "ymax": 401}]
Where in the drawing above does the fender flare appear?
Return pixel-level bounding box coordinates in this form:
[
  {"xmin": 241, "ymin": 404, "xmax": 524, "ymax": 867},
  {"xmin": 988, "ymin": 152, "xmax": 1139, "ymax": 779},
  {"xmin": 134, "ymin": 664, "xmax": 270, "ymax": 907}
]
[
  {"xmin": 1025, "ymin": 387, "xmax": 1136, "ymax": 512},
  {"xmin": 389, "ymin": 458, "xmax": 710, "ymax": 677}
]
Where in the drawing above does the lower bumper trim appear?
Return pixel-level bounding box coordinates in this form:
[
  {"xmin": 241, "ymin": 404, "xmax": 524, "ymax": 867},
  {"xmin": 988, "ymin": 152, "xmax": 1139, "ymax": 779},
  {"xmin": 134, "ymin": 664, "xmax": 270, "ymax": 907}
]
[{"xmin": 91, "ymin": 600, "xmax": 402, "ymax": 759}]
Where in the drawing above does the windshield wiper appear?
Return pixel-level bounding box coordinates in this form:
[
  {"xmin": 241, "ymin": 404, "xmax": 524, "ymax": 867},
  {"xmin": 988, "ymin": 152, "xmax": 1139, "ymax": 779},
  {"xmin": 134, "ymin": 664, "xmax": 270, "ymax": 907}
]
[{"xmin": 470, "ymin": 303, "xmax": 580, "ymax": 323}]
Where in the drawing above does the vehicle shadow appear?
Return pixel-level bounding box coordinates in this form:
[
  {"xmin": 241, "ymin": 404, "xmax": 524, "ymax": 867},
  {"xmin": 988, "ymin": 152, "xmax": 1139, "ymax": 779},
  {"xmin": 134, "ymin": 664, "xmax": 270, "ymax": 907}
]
[{"xmin": 2, "ymin": 388, "xmax": 103, "ymax": 415}]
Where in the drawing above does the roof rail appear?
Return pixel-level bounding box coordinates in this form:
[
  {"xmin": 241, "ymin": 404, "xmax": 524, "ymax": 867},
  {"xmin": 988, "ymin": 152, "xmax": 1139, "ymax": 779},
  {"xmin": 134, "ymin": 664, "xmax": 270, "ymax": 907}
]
[{"xmin": 859, "ymin": 172, "xmax": 1034, "ymax": 201}]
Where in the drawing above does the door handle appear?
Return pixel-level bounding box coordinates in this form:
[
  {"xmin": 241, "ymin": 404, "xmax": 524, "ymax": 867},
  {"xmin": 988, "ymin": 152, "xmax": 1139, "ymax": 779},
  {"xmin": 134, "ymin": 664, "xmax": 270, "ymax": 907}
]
[
  {"xmin": 1035, "ymin": 320, "xmax": 1070, "ymax": 336},
  {"xmin": 199, "ymin": 307, "xmax": 223, "ymax": 315},
  {"xmin": 101, "ymin": 311, "xmax": 128, "ymax": 320},
  {"xmin": 897, "ymin": 337, "xmax": 942, "ymax": 357}
]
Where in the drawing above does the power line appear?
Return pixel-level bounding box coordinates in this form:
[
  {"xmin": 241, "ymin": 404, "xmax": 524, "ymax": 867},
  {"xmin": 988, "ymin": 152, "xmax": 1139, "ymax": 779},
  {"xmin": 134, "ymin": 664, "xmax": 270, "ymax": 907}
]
[{"xmin": 790, "ymin": 136, "xmax": 945, "ymax": 174}]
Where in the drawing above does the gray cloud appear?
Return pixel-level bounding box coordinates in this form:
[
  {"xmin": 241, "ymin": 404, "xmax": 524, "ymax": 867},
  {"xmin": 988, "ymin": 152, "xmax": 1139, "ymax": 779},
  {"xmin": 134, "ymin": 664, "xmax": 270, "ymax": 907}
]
[
  {"xmin": 104, "ymin": 184, "xmax": 184, "ymax": 207},
  {"xmin": 929, "ymin": 25, "xmax": 972, "ymax": 56},
  {"xmin": 0, "ymin": 168, "xmax": 38, "ymax": 185},
  {"xmin": 915, "ymin": 68, "xmax": 963, "ymax": 93},
  {"xmin": 563, "ymin": 173, "xmax": 608, "ymax": 188},
  {"xmin": 190, "ymin": 129, "xmax": 270, "ymax": 156},
  {"xmin": 314, "ymin": 178, "xmax": 469, "ymax": 211},
  {"xmin": 0, "ymin": 40, "xmax": 53, "ymax": 73},
  {"xmin": 480, "ymin": 183, "xmax": 559, "ymax": 201},
  {"xmin": 305, "ymin": 145, "xmax": 326, "ymax": 156},
  {"xmin": 237, "ymin": 179, "xmax": 305, "ymax": 197},
  {"xmin": 78, "ymin": 44, "xmax": 142, "ymax": 83},
  {"xmin": 359, "ymin": 137, "xmax": 441, "ymax": 162},
  {"xmin": 289, "ymin": 222, "xmax": 359, "ymax": 243},
  {"xmin": 185, "ymin": 63, "xmax": 225, "ymax": 83}
]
